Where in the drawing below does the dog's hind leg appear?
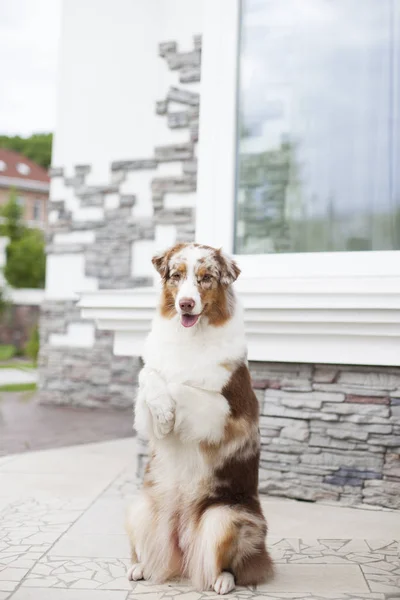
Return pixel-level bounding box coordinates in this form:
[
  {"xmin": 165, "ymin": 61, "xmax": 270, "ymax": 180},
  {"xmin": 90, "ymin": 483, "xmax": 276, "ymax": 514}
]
[
  {"xmin": 126, "ymin": 492, "xmax": 182, "ymax": 583},
  {"xmin": 126, "ymin": 494, "xmax": 150, "ymax": 581},
  {"xmin": 187, "ymin": 505, "xmax": 272, "ymax": 593},
  {"xmin": 186, "ymin": 505, "xmax": 237, "ymax": 594}
]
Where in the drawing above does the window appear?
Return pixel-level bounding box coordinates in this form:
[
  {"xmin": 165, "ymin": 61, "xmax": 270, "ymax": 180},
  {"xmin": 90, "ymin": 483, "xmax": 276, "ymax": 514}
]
[
  {"xmin": 0, "ymin": 160, "xmax": 6, "ymax": 172},
  {"xmin": 196, "ymin": 0, "xmax": 400, "ymax": 365},
  {"xmin": 16, "ymin": 196, "xmax": 24, "ymax": 208},
  {"xmin": 33, "ymin": 200, "xmax": 41, "ymax": 221},
  {"xmin": 236, "ymin": 0, "xmax": 400, "ymax": 255},
  {"xmin": 16, "ymin": 163, "xmax": 31, "ymax": 176}
]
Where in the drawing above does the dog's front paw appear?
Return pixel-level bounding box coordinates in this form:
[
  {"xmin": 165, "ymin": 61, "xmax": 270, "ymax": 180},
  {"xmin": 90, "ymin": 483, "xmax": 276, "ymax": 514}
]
[
  {"xmin": 148, "ymin": 397, "xmax": 175, "ymax": 439},
  {"xmin": 127, "ymin": 562, "xmax": 144, "ymax": 581},
  {"xmin": 214, "ymin": 572, "xmax": 235, "ymax": 595}
]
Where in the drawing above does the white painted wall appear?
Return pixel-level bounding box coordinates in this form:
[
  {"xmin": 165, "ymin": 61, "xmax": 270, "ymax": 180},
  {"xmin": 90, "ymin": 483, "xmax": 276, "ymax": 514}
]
[
  {"xmin": 47, "ymin": 0, "xmax": 204, "ymax": 313},
  {"xmin": 52, "ymin": 0, "xmax": 203, "ymax": 180}
]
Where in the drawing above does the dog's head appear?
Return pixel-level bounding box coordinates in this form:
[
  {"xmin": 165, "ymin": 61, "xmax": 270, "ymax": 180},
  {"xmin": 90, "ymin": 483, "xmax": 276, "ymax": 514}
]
[{"xmin": 152, "ymin": 243, "xmax": 240, "ymax": 328}]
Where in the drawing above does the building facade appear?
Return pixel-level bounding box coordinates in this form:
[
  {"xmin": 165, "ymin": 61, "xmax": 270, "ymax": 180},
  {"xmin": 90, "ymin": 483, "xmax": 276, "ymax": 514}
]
[
  {"xmin": 41, "ymin": 0, "xmax": 400, "ymax": 509},
  {"xmin": 0, "ymin": 148, "xmax": 49, "ymax": 229}
]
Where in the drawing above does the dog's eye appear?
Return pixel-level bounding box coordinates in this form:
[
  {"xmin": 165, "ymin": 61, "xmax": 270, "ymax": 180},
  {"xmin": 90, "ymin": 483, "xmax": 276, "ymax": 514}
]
[
  {"xmin": 170, "ymin": 272, "xmax": 181, "ymax": 281},
  {"xmin": 202, "ymin": 274, "xmax": 212, "ymax": 282}
]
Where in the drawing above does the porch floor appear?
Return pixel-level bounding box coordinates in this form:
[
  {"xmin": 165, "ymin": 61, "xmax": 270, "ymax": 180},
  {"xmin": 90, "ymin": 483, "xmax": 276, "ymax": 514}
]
[{"xmin": 0, "ymin": 438, "xmax": 399, "ymax": 600}]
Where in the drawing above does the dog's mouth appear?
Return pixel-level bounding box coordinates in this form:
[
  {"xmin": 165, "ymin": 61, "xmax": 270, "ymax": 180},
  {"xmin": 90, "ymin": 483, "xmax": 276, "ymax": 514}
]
[{"xmin": 180, "ymin": 313, "xmax": 200, "ymax": 328}]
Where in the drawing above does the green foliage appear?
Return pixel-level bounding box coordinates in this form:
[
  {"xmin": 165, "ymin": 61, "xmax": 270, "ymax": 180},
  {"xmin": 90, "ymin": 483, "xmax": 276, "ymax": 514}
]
[
  {"xmin": 4, "ymin": 229, "xmax": 46, "ymax": 289},
  {"xmin": 25, "ymin": 325, "xmax": 40, "ymax": 365},
  {"xmin": 0, "ymin": 382, "xmax": 37, "ymax": 392},
  {"xmin": 0, "ymin": 344, "xmax": 16, "ymax": 361},
  {"xmin": 0, "ymin": 133, "xmax": 52, "ymax": 169},
  {"xmin": 0, "ymin": 189, "xmax": 26, "ymax": 241},
  {"xmin": 0, "ymin": 361, "xmax": 35, "ymax": 369}
]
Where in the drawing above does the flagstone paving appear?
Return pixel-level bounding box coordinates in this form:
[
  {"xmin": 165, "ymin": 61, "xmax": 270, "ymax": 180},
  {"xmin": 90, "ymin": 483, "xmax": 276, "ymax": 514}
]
[{"xmin": 0, "ymin": 438, "xmax": 399, "ymax": 600}]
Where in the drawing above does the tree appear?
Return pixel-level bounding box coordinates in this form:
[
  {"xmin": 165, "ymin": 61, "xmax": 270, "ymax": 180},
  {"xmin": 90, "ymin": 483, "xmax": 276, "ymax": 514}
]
[
  {"xmin": 4, "ymin": 229, "xmax": 46, "ymax": 289},
  {"xmin": 0, "ymin": 189, "xmax": 26, "ymax": 241},
  {"xmin": 0, "ymin": 133, "xmax": 52, "ymax": 169},
  {"xmin": 0, "ymin": 190, "xmax": 46, "ymax": 289}
]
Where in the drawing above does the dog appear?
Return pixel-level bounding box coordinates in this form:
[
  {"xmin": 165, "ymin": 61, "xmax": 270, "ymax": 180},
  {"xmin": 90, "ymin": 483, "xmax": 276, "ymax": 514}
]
[{"xmin": 126, "ymin": 242, "xmax": 273, "ymax": 594}]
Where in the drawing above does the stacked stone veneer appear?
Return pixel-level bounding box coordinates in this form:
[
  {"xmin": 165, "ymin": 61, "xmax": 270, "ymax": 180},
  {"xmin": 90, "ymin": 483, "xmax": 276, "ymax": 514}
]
[
  {"xmin": 251, "ymin": 362, "xmax": 400, "ymax": 509},
  {"xmin": 39, "ymin": 36, "xmax": 201, "ymax": 408}
]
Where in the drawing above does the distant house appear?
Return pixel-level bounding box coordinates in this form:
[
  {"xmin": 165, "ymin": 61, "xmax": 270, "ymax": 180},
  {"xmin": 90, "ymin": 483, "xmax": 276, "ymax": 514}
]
[{"xmin": 0, "ymin": 148, "xmax": 49, "ymax": 229}]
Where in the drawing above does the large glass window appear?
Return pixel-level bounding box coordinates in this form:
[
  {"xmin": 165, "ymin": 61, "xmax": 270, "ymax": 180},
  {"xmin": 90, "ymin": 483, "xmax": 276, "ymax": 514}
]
[{"xmin": 235, "ymin": 0, "xmax": 400, "ymax": 254}]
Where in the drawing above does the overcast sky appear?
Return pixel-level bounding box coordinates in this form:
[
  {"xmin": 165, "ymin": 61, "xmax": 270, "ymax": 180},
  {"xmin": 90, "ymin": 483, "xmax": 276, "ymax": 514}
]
[{"xmin": 0, "ymin": 0, "xmax": 62, "ymax": 137}]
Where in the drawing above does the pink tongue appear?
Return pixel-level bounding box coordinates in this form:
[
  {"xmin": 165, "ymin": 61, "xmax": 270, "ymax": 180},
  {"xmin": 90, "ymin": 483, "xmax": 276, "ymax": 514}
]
[{"xmin": 181, "ymin": 314, "xmax": 199, "ymax": 328}]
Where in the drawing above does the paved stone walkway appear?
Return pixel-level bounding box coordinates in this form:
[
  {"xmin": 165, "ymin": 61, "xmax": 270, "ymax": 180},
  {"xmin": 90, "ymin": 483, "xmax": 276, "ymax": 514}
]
[
  {"xmin": 0, "ymin": 393, "xmax": 133, "ymax": 455},
  {"xmin": 0, "ymin": 370, "xmax": 37, "ymax": 387},
  {"xmin": 0, "ymin": 438, "xmax": 399, "ymax": 600}
]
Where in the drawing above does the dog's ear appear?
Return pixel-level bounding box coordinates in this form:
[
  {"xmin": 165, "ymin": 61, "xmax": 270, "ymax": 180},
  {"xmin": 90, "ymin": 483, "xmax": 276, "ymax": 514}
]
[
  {"xmin": 217, "ymin": 250, "xmax": 241, "ymax": 286},
  {"xmin": 152, "ymin": 250, "xmax": 169, "ymax": 280}
]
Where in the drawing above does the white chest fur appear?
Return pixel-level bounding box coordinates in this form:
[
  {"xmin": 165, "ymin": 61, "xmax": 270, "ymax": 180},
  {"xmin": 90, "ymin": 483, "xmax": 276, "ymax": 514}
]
[{"xmin": 143, "ymin": 300, "xmax": 247, "ymax": 393}]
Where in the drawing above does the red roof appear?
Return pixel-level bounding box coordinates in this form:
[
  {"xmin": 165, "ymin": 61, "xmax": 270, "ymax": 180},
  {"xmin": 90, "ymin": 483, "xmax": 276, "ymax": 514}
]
[{"xmin": 0, "ymin": 148, "xmax": 50, "ymax": 184}]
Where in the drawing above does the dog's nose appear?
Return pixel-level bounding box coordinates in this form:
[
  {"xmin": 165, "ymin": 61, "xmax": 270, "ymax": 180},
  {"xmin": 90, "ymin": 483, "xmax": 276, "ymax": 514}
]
[{"xmin": 179, "ymin": 298, "xmax": 195, "ymax": 312}]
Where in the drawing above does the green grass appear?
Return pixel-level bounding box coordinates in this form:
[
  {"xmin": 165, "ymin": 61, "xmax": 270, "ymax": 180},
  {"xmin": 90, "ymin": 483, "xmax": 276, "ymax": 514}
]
[
  {"xmin": 0, "ymin": 345, "xmax": 16, "ymax": 361},
  {"xmin": 0, "ymin": 362, "xmax": 36, "ymax": 370},
  {"xmin": 0, "ymin": 382, "xmax": 37, "ymax": 392}
]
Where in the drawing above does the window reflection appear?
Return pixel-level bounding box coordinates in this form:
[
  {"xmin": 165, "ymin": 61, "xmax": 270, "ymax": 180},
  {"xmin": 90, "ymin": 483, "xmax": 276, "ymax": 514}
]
[{"xmin": 235, "ymin": 0, "xmax": 400, "ymax": 254}]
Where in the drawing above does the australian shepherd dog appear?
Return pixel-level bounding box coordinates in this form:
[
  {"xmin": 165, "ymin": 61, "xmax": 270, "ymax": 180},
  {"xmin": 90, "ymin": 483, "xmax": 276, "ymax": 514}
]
[{"xmin": 126, "ymin": 243, "xmax": 273, "ymax": 594}]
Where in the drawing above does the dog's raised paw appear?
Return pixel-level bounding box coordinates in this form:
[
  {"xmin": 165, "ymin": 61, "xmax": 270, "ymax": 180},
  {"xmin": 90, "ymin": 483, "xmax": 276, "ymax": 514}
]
[
  {"xmin": 127, "ymin": 563, "xmax": 144, "ymax": 581},
  {"xmin": 213, "ymin": 572, "xmax": 235, "ymax": 595},
  {"xmin": 148, "ymin": 398, "xmax": 175, "ymax": 438}
]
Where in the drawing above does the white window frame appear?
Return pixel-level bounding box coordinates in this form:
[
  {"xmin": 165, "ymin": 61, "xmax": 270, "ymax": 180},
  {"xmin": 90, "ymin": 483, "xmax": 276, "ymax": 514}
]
[{"xmin": 196, "ymin": 0, "xmax": 400, "ymax": 366}]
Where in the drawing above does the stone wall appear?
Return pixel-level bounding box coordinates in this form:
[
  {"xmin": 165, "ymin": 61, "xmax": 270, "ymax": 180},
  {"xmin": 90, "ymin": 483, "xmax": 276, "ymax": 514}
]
[
  {"xmin": 252, "ymin": 362, "xmax": 400, "ymax": 509},
  {"xmin": 39, "ymin": 37, "xmax": 200, "ymax": 408},
  {"xmin": 137, "ymin": 362, "xmax": 400, "ymax": 510}
]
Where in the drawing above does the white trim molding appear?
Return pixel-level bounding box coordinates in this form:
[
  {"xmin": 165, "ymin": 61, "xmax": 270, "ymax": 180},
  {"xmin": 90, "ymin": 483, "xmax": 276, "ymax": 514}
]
[
  {"xmin": 0, "ymin": 176, "xmax": 49, "ymax": 193},
  {"xmin": 78, "ymin": 276, "xmax": 400, "ymax": 366}
]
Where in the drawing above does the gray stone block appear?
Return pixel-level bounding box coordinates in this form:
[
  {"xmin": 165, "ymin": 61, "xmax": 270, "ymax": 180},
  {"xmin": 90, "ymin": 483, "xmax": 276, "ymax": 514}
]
[
  {"xmin": 338, "ymin": 371, "xmax": 400, "ymax": 390},
  {"xmin": 111, "ymin": 159, "xmax": 157, "ymax": 171},
  {"xmin": 75, "ymin": 164, "xmax": 91, "ymax": 175},
  {"xmin": 326, "ymin": 426, "xmax": 369, "ymax": 441},
  {"xmin": 152, "ymin": 175, "xmax": 196, "ymax": 194},
  {"xmin": 167, "ymin": 111, "xmax": 189, "ymax": 128},
  {"xmin": 313, "ymin": 367, "xmax": 339, "ymax": 383},
  {"xmin": 342, "ymin": 414, "xmax": 392, "ymax": 425},
  {"xmin": 262, "ymin": 404, "xmax": 338, "ymax": 421},
  {"xmin": 154, "ymin": 207, "xmax": 194, "ymax": 225},
  {"xmin": 159, "ymin": 41, "xmax": 177, "ymax": 57},
  {"xmin": 79, "ymin": 194, "xmax": 104, "ymax": 207},
  {"xmin": 322, "ymin": 402, "xmax": 390, "ymax": 417},
  {"xmin": 193, "ymin": 34, "xmax": 202, "ymax": 50},
  {"xmin": 325, "ymin": 476, "xmax": 362, "ymax": 487},
  {"xmin": 309, "ymin": 434, "xmax": 357, "ymax": 451},
  {"xmin": 188, "ymin": 106, "xmax": 200, "ymax": 119},
  {"xmin": 265, "ymin": 388, "xmax": 344, "ymax": 404},
  {"xmin": 120, "ymin": 195, "xmax": 136, "ymax": 207},
  {"xmin": 65, "ymin": 175, "xmax": 85, "ymax": 187},
  {"xmin": 313, "ymin": 383, "xmax": 390, "ymax": 396},
  {"xmin": 368, "ymin": 434, "xmax": 400, "ymax": 446},
  {"xmin": 154, "ymin": 143, "xmax": 193, "ymax": 162},
  {"xmin": 156, "ymin": 100, "xmax": 168, "ymax": 115},
  {"xmin": 77, "ymin": 184, "xmax": 119, "ymax": 197},
  {"xmin": 180, "ymin": 67, "xmax": 201, "ymax": 83},
  {"xmin": 190, "ymin": 121, "xmax": 199, "ymax": 142},
  {"xmin": 182, "ymin": 160, "xmax": 197, "ymax": 175},
  {"xmin": 168, "ymin": 86, "xmax": 200, "ymax": 106},
  {"xmin": 166, "ymin": 50, "xmax": 201, "ymax": 70},
  {"xmin": 49, "ymin": 166, "xmax": 64, "ymax": 178},
  {"xmin": 301, "ymin": 450, "xmax": 383, "ymax": 471}
]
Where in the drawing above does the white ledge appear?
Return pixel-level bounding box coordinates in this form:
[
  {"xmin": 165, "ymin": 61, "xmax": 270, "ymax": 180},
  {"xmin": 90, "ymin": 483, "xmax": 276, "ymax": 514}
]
[{"xmin": 78, "ymin": 276, "xmax": 400, "ymax": 366}]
